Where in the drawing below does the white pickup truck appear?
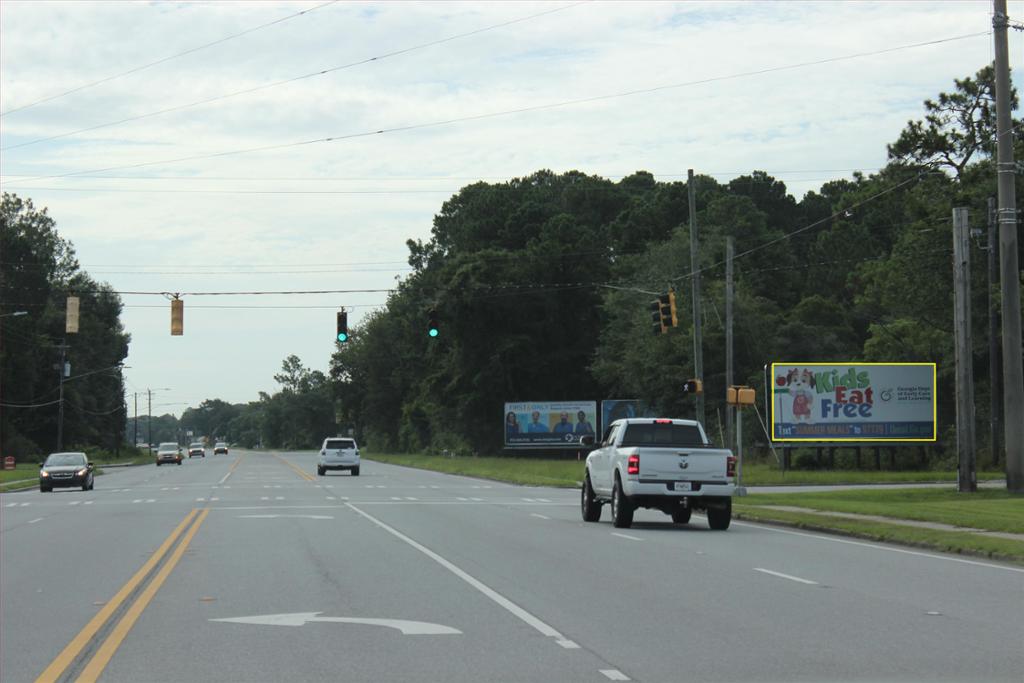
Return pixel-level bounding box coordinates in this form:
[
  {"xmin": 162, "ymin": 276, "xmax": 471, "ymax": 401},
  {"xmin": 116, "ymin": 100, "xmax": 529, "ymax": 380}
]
[{"xmin": 580, "ymin": 418, "xmax": 736, "ymax": 530}]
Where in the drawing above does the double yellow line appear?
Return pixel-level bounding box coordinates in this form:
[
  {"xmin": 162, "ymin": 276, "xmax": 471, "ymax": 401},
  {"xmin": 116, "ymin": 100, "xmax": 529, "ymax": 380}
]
[
  {"xmin": 36, "ymin": 508, "xmax": 210, "ymax": 683},
  {"xmin": 273, "ymin": 452, "xmax": 316, "ymax": 481}
]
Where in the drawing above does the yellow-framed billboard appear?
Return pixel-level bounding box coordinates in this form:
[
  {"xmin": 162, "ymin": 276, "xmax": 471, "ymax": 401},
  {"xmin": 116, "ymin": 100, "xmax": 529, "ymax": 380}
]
[{"xmin": 770, "ymin": 362, "xmax": 937, "ymax": 442}]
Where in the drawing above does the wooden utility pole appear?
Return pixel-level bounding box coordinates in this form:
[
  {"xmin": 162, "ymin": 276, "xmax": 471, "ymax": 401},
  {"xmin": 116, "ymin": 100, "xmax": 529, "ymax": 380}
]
[
  {"xmin": 993, "ymin": 0, "xmax": 1023, "ymax": 494},
  {"xmin": 687, "ymin": 169, "xmax": 704, "ymax": 425},
  {"xmin": 952, "ymin": 207, "xmax": 977, "ymax": 492},
  {"xmin": 725, "ymin": 237, "xmax": 735, "ymax": 450},
  {"xmin": 987, "ymin": 197, "xmax": 1002, "ymax": 467}
]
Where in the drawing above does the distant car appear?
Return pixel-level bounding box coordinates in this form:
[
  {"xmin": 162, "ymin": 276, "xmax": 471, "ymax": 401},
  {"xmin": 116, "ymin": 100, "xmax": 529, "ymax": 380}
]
[
  {"xmin": 188, "ymin": 442, "xmax": 205, "ymax": 458},
  {"xmin": 213, "ymin": 442, "xmax": 228, "ymax": 455},
  {"xmin": 40, "ymin": 452, "xmax": 94, "ymax": 492},
  {"xmin": 156, "ymin": 442, "xmax": 182, "ymax": 466},
  {"xmin": 317, "ymin": 437, "xmax": 359, "ymax": 476}
]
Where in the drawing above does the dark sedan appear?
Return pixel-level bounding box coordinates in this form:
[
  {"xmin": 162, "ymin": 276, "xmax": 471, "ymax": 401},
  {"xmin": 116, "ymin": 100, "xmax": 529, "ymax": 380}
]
[{"xmin": 40, "ymin": 452, "xmax": 94, "ymax": 492}]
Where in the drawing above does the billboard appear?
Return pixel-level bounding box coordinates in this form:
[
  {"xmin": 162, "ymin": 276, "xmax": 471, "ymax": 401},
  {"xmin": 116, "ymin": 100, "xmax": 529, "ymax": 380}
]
[
  {"xmin": 601, "ymin": 400, "xmax": 655, "ymax": 433},
  {"xmin": 770, "ymin": 363, "xmax": 936, "ymax": 442},
  {"xmin": 504, "ymin": 401, "xmax": 598, "ymax": 448}
]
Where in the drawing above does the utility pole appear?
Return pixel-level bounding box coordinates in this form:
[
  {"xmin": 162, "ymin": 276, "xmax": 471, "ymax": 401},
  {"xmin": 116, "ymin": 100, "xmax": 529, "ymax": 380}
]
[
  {"xmin": 147, "ymin": 389, "xmax": 153, "ymax": 448},
  {"xmin": 687, "ymin": 169, "xmax": 704, "ymax": 425},
  {"xmin": 993, "ymin": 0, "xmax": 1023, "ymax": 494},
  {"xmin": 725, "ymin": 236, "xmax": 735, "ymax": 450},
  {"xmin": 133, "ymin": 393, "xmax": 139, "ymax": 446},
  {"xmin": 987, "ymin": 197, "xmax": 1002, "ymax": 468},
  {"xmin": 55, "ymin": 341, "xmax": 68, "ymax": 451},
  {"xmin": 952, "ymin": 207, "xmax": 977, "ymax": 493}
]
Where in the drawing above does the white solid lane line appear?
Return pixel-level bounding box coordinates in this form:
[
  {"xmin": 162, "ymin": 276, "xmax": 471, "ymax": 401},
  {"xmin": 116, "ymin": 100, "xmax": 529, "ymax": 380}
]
[
  {"xmin": 754, "ymin": 568, "xmax": 819, "ymax": 585},
  {"xmin": 733, "ymin": 520, "xmax": 1024, "ymax": 574},
  {"xmin": 611, "ymin": 532, "xmax": 643, "ymax": 542},
  {"xmin": 346, "ymin": 503, "xmax": 568, "ymax": 641},
  {"xmin": 600, "ymin": 669, "xmax": 630, "ymax": 681}
]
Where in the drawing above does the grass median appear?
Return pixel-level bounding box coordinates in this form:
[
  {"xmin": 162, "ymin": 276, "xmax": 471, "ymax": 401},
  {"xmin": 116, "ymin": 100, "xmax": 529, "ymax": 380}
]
[
  {"xmin": 734, "ymin": 488, "xmax": 1024, "ymax": 564},
  {"xmin": 364, "ymin": 452, "xmax": 1003, "ymax": 488}
]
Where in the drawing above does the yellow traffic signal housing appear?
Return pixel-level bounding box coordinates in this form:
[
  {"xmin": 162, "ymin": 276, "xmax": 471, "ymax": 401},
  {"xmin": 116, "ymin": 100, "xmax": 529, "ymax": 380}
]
[
  {"xmin": 683, "ymin": 378, "xmax": 703, "ymax": 395},
  {"xmin": 667, "ymin": 289, "xmax": 678, "ymax": 327},
  {"xmin": 727, "ymin": 385, "xmax": 756, "ymax": 405},
  {"xmin": 65, "ymin": 296, "xmax": 80, "ymax": 334},
  {"xmin": 171, "ymin": 299, "xmax": 183, "ymax": 336}
]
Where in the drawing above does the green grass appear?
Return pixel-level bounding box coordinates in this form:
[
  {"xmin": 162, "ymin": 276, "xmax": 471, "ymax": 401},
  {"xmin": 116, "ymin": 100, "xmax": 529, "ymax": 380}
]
[
  {"xmin": 732, "ymin": 504, "xmax": 1024, "ymax": 565},
  {"xmin": 0, "ymin": 463, "xmax": 42, "ymax": 490},
  {"xmin": 365, "ymin": 452, "xmax": 1004, "ymax": 488},
  {"xmin": 366, "ymin": 452, "xmax": 585, "ymax": 487},
  {"xmin": 738, "ymin": 487, "xmax": 1024, "ymax": 533},
  {"xmin": 738, "ymin": 462, "xmax": 1004, "ymax": 486}
]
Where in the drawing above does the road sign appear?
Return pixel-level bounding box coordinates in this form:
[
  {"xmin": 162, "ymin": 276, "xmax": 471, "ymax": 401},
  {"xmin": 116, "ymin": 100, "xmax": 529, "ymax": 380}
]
[
  {"xmin": 3, "ymin": 456, "xmax": 14, "ymax": 470},
  {"xmin": 210, "ymin": 612, "xmax": 461, "ymax": 635}
]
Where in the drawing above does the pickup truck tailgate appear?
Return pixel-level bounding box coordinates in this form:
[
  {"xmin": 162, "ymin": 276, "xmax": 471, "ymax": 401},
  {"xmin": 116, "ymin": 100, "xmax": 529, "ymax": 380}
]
[{"xmin": 634, "ymin": 447, "xmax": 732, "ymax": 482}]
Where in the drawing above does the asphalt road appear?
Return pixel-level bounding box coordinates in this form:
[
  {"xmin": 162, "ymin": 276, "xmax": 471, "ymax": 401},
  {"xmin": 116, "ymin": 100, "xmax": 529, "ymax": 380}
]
[{"xmin": 1, "ymin": 450, "xmax": 1021, "ymax": 683}]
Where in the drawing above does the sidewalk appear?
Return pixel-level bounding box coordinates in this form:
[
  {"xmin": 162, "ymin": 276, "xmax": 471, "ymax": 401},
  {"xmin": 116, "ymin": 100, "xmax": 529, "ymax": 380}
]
[{"xmin": 756, "ymin": 505, "xmax": 1024, "ymax": 542}]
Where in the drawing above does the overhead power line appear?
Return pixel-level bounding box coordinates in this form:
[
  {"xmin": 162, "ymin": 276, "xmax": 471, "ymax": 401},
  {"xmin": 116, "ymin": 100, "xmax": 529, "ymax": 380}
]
[
  {"xmin": 0, "ymin": 0, "xmax": 340, "ymax": 118},
  {"xmin": 1, "ymin": 1, "xmax": 589, "ymax": 151},
  {"xmin": 9, "ymin": 31, "xmax": 987, "ymax": 183}
]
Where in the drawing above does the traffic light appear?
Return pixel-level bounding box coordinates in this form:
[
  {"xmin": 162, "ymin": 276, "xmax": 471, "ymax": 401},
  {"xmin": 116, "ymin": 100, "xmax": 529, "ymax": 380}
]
[
  {"xmin": 65, "ymin": 296, "xmax": 80, "ymax": 334},
  {"xmin": 658, "ymin": 293, "xmax": 672, "ymax": 329},
  {"xmin": 427, "ymin": 309, "xmax": 439, "ymax": 338},
  {"xmin": 336, "ymin": 311, "xmax": 349, "ymax": 343},
  {"xmin": 170, "ymin": 299, "xmax": 183, "ymax": 336},
  {"xmin": 649, "ymin": 299, "xmax": 664, "ymax": 335},
  {"xmin": 667, "ymin": 289, "xmax": 678, "ymax": 327},
  {"xmin": 682, "ymin": 378, "xmax": 703, "ymax": 395}
]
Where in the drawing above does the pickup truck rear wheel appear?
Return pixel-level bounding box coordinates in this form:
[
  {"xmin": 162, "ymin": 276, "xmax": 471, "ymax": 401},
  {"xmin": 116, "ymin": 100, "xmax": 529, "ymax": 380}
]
[
  {"xmin": 707, "ymin": 498, "xmax": 732, "ymax": 530},
  {"xmin": 611, "ymin": 478, "xmax": 634, "ymax": 528},
  {"xmin": 581, "ymin": 475, "xmax": 601, "ymax": 522},
  {"xmin": 671, "ymin": 506, "xmax": 692, "ymax": 524}
]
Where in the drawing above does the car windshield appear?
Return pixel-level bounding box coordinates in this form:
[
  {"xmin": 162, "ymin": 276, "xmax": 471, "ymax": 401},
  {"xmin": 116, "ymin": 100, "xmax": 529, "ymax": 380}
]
[
  {"xmin": 325, "ymin": 439, "xmax": 355, "ymax": 450},
  {"xmin": 190, "ymin": 443, "xmax": 203, "ymax": 448},
  {"xmin": 158, "ymin": 443, "xmax": 177, "ymax": 450},
  {"xmin": 215, "ymin": 443, "xmax": 227, "ymax": 448},
  {"xmin": 44, "ymin": 453, "xmax": 86, "ymax": 467},
  {"xmin": 619, "ymin": 423, "xmax": 705, "ymax": 447}
]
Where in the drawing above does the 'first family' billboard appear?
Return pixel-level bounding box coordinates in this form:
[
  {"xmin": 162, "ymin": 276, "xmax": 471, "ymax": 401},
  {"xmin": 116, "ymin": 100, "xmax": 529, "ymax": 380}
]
[
  {"xmin": 771, "ymin": 362, "xmax": 936, "ymax": 442},
  {"xmin": 504, "ymin": 401, "xmax": 597, "ymax": 448}
]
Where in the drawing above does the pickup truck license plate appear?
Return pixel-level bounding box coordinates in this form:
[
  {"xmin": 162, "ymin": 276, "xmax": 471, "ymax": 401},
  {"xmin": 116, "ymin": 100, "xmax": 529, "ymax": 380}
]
[{"xmin": 675, "ymin": 482, "xmax": 691, "ymax": 492}]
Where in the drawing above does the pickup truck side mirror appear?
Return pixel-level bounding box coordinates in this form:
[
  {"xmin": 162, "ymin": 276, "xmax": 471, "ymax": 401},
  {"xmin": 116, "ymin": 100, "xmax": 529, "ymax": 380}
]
[
  {"xmin": 87, "ymin": 463, "xmax": 94, "ymax": 471},
  {"xmin": 579, "ymin": 434, "xmax": 596, "ymax": 448},
  {"xmin": 39, "ymin": 462, "xmax": 44, "ymax": 469}
]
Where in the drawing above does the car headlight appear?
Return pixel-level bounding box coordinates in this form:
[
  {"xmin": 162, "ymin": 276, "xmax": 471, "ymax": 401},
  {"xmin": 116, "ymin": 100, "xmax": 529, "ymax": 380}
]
[
  {"xmin": 41, "ymin": 470, "xmax": 50, "ymax": 478},
  {"xmin": 77, "ymin": 468, "xmax": 88, "ymax": 477}
]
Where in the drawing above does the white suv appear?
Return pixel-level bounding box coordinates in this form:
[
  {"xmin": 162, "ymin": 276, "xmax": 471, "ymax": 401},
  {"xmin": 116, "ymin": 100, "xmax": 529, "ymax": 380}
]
[{"xmin": 317, "ymin": 437, "xmax": 360, "ymax": 476}]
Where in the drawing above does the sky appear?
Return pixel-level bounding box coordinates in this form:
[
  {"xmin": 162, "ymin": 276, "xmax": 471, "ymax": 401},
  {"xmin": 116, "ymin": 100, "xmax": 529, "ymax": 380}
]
[{"xmin": 1, "ymin": 0, "xmax": 1021, "ymax": 418}]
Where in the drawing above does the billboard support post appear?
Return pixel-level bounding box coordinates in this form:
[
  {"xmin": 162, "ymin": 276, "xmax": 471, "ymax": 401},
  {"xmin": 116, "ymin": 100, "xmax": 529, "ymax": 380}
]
[
  {"xmin": 953, "ymin": 207, "xmax": 977, "ymax": 492},
  {"xmin": 725, "ymin": 237, "xmax": 735, "ymax": 451}
]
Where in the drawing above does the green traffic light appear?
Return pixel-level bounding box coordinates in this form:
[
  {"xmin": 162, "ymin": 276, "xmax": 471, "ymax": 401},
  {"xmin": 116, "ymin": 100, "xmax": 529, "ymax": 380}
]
[
  {"xmin": 337, "ymin": 332, "xmax": 348, "ymax": 342},
  {"xmin": 428, "ymin": 328, "xmax": 438, "ymax": 338}
]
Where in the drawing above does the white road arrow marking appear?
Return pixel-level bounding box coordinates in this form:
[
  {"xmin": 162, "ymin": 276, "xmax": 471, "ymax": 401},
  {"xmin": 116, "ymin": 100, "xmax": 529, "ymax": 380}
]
[{"xmin": 210, "ymin": 612, "xmax": 460, "ymax": 635}]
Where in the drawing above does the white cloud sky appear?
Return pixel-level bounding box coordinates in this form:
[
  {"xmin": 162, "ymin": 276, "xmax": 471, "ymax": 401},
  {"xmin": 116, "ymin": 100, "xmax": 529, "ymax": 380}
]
[{"xmin": 1, "ymin": 0, "xmax": 1020, "ymax": 415}]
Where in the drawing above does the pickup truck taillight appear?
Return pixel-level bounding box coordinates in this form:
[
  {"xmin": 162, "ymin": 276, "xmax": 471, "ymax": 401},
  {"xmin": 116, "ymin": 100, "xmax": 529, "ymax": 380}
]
[
  {"xmin": 726, "ymin": 456, "xmax": 736, "ymax": 478},
  {"xmin": 627, "ymin": 453, "xmax": 640, "ymax": 475}
]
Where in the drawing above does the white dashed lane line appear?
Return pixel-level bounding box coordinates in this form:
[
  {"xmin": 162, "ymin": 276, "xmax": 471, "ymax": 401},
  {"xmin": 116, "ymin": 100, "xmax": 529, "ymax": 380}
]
[
  {"xmin": 28, "ymin": 518, "xmax": 44, "ymax": 524},
  {"xmin": 530, "ymin": 513, "xmax": 550, "ymax": 520},
  {"xmin": 753, "ymin": 568, "xmax": 819, "ymax": 585},
  {"xmin": 600, "ymin": 669, "xmax": 630, "ymax": 681},
  {"xmin": 610, "ymin": 532, "xmax": 643, "ymax": 542}
]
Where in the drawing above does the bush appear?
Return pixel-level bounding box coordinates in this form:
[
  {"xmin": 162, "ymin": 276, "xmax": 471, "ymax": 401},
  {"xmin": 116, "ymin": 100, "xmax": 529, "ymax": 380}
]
[{"xmin": 2, "ymin": 433, "xmax": 40, "ymax": 462}]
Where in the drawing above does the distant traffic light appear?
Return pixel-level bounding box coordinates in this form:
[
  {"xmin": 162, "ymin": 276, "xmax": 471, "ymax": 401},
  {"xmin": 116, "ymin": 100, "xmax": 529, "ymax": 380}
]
[
  {"xmin": 682, "ymin": 378, "xmax": 703, "ymax": 395},
  {"xmin": 336, "ymin": 311, "xmax": 349, "ymax": 343},
  {"xmin": 427, "ymin": 309, "xmax": 439, "ymax": 338},
  {"xmin": 667, "ymin": 289, "xmax": 678, "ymax": 327},
  {"xmin": 649, "ymin": 299, "xmax": 664, "ymax": 335},
  {"xmin": 171, "ymin": 299, "xmax": 183, "ymax": 336}
]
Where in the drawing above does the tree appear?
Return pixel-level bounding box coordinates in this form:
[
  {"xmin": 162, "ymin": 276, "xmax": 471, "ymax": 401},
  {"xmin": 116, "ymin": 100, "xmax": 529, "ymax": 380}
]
[{"xmin": 888, "ymin": 65, "xmax": 1020, "ymax": 180}]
